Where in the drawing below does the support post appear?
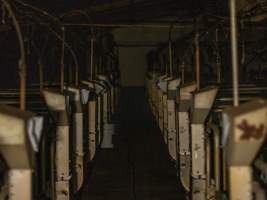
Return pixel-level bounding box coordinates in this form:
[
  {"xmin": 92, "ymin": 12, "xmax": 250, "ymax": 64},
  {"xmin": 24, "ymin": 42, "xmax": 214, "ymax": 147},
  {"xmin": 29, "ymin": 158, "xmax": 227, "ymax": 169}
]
[{"xmin": 229, "ymin": 0, "xmax": 239, "ymax": 107}]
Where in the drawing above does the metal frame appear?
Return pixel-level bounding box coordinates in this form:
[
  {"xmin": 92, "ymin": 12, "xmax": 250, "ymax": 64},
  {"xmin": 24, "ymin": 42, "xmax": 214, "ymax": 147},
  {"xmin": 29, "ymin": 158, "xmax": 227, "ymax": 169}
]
[
  {"xmin": 223, "ymin": 99, "xmax": 267, "ymax": 200},
  {"xmin": 166, "ymin": 78, "xmax": 181, "ymax": 161},
  {"xmin": 81, "ymin": 81, "xmax": 99, "ymax": 161},
  {"xmin": 0, "ymin": 105, "xmax": 40, "ymax": 200},
  {"xmin": 65, "ymin": 86, "xmax": 84, "ymax": 192},
  {"xmin": 177, "ymin": 83, "xmax": 197, "ymax": 192},
  {"xmin": 191, "ymin": 87, "xmax": 218, "ymax": 200},
  {"xmin": 43, "ymin": 90, "xmax": 70, "ymax": 200}
]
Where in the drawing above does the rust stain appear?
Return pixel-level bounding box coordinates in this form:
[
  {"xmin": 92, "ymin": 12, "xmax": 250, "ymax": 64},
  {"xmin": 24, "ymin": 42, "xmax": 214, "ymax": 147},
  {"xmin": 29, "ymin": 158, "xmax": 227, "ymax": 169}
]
[{"xmin": 237, "ymin": 120, "xmax": 264, "ymax": 140}]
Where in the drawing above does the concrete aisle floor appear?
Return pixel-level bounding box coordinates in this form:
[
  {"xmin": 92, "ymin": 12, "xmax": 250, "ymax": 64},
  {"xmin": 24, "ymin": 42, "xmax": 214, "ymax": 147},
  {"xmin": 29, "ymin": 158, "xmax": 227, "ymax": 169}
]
[{"xmin": 79, "ymin": 88, "xmax": 185, "ymax": 200}]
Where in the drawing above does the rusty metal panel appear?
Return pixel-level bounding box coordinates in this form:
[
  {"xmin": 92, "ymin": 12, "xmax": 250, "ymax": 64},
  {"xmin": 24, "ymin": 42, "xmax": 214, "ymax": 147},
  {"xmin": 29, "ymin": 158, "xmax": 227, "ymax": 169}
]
[
  {"xmin": 158, "ymin": 89, "xmax": 164, "ymax": 133},
  {"xmin": 65, "ymin": 86, "xmax": 85, "ymax": 192},
  {"xmin": 179, "ymin": 154, "xmax": 191, "ymax": 192},
  {"xmin": 178, "ymin": 112, "xmax": 191, "ymax": 191},
  {"xmin": 97, "ymin": 96, "xmax": 103, "ymax": 146},
  {"xmin": 167, "ymin": 100, "xmax": 177, "ymax": 160},
  {"xmin": 190, "ymin": 87, "xmax": 218, "ymax": 200},
  {"xmin": 192, "ymin": 179, "xmax": 206, "ymax": 200},
  {"xmin": 55, "ymin": 125, "xmax": 70, "ymax": 200},
  {"xmin": 163, "ymin": 94, "xmax": 168, "ymax": 143},
  {"xmin": 223, "ymin": 99, "xmax": 267, "ymax": 200},
  {"xmin": 179, "ymin": 112, "xmax": 190, "ymax": 155},
  {"xmin": 177, "ymin": 83, "xmax": 197, "ymax": 192},
  {"xmin": 167, "ymin": 79, "xmax": 180, "ymax": 161},
  {"xmin": 191, "ymin": 124, "xmax": 205, "ymax": 177},
  {"xmin": 43, "ymin": 90, "xmax": 70, "ymax": 200},
  {"xmin": 224, "ymin": 99, "xmax": 267, "ymax": 166},
  {"xmin": 74, "ymin": 112, "xmax": 84, "ymax": 191}
]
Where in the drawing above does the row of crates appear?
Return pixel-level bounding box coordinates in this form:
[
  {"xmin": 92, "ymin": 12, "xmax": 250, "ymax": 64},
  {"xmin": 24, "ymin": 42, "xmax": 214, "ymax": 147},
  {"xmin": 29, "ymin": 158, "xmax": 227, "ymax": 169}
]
[
  {"xmin": 0, "ymin": 73, "xmax": 120, "ymax": 200},
  {"xmin": 146, "ymin": 72, "xmax": 267, "ymax": 200}
]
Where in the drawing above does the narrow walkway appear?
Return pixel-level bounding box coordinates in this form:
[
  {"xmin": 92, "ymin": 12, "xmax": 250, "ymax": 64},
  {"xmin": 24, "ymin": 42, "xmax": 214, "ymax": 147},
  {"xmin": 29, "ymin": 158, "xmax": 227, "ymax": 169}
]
[{"xmin": 79, "ymin": 87, "xmax": 185, "ymax": 200}]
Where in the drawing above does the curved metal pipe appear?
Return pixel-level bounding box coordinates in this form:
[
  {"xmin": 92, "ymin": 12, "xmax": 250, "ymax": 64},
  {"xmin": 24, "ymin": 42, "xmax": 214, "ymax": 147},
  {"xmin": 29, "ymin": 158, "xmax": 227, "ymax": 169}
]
[
  {"xmin": 1, "ymin": 0, "xmax": 27, "ymax": 110},
  {"xmin": 60, "ymin": 10, "xmax": 96, "ymax": 82},
  {"xmin": 13, "ymin": 0, "xmax": 80, "ymax": 86},
  {"xmin": 60, "ymin": 10, "xmax": 95, "ymax": 36}
]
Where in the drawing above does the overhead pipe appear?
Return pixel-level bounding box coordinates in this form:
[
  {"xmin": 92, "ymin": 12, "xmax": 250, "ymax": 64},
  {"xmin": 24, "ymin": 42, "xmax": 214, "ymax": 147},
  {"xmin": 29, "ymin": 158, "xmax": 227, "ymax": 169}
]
[{"xmin": 63, "ymin": 23, "xmax": 187, "ymax": 29}]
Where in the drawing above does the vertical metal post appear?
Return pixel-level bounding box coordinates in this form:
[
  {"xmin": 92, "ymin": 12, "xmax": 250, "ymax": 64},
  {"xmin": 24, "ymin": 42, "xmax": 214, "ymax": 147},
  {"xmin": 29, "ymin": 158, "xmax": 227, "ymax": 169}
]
[
  {"xmin": 39, "ymin": 59, "xmax": 43, "ymax": 93},
  {"xmin": 95, "ymin": 58, "xmax": 98, "ymax": 79},
  {"xmin": 241, "ymin": 21, "xmax": 245, "ymax": 66},
  {"xmin": 215, "ymin": 29, "xmax": 221, "ymax": 84},
  {"xmin": 60, "ymin": 27, "xmax": 65, "ymax": 92},
  {"xmin": 69, "ymin": 63, "xmax": 73, "ymax": 84},
  {"xmin": 90, "ymin": 38, "xmax": 94, "ymax": 80},
  {"xmin": 165, "ymin": 62, "xmax": 168, "ymax": 76},
  {"xmin": 195, "ymin": 32, "xmax": 200, "ymax": 90},
  {"xmin": 159, "ymin": 54, "xmax": 164, "ymax": 75},
  {"xmin": 2, "ymin": 0, "xmax": 27, "ymax": 111},
  {"xmin": 181, "ymin": 61, "xmax": 185, "ymax": 84},
  {"xmin": 229, "ymin": 0, "xmax": 239, "ymax": 107},
  {"xmin": 19, "ymin": 61, "xmax": 26, "ymax": 111},
  {"xmin": 75, "ymin": 62, "xmax": 79, "ymax": 86},
  {"xmin": 168, "ymin": 40, "xmax": 173, "ymax": 77},
  {"xmin": 241, "ymin": 21, "xmax": 245, "ymax": 82}
]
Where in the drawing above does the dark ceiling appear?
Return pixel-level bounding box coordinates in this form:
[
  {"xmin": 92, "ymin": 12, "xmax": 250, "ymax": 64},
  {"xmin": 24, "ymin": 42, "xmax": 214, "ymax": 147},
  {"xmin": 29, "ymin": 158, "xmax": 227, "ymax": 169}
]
[{"xmin": 22, "ymin": 0, "xmax": 228, "ymax": 23}]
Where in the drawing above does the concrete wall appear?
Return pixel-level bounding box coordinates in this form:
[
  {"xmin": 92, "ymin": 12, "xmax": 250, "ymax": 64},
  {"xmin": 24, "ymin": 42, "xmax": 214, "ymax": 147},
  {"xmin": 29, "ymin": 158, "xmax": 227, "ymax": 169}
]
[
  {"xmin": 118, "ymin": 46, "xmax": 151, "ymax": 87},
  {"xmin": 113, "ymin": 27, "xmax": 186, "ymax": 86}
]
